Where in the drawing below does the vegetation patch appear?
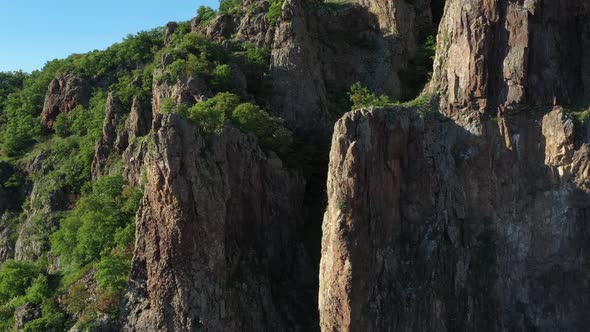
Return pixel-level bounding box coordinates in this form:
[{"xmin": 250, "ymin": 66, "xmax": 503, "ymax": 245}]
[
  {"xmin": 266, "ymin": 0, "xmax": 285, "ymax": 25},
  {"xmin": 163, "ymin": 92, "xmax": 293, "ymax": 156}
]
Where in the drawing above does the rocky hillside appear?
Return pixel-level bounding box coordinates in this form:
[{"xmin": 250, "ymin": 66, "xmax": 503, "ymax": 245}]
[{"xmin": 0, "ymin": 0, "xmax": 589, "ymax": 331}]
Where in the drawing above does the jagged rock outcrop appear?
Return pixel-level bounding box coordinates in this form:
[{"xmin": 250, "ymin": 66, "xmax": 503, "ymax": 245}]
[
  {"xmin": 234, "ymin": 0, "xmax": 275, "ymax": 46},
  {"xmin": 320, "ymin": 105, "xmax": 590, "ymax": 331},
  {"xmin": 92, "ymin": 93, "xmax": 126, "ymax": 179},
  {"xmin": 126, "ymin": 96, "xmax": 152, "ymax": 143},
  {"xmin": 358, "ymin": 0, "xmax": 435, "ymax": 52},
  {"xmin": 0, "ymin": 213, "xmax": 16, "ymax": 264},
  {"xmin": 164, "ymin": 22, "xmax": 178, "ymax": 46},
  {"xmin": 122, "ymin": 114, "xmax": 317, "ymax": 331},
  {"xmin": 14, "ymin": 303, "xmax": 41, "ymax": 330},
  {"xmin": 151, "ymin": 73, "xmax": 211, "ymax": 118},
  {"xmin": 430, "ymin": 0, "xmax": 590, "ymax": 114},
  {"xmin": 41, "ymin": 73, "xmax": 91, "ymax": 129},
  {"xmin": 120, "ymin": 96, "xmax": 152, "ymax": 186}
]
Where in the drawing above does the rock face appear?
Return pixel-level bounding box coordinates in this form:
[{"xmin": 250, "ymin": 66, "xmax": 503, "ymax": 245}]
[
  {"xmin": 151, "ymin": 73, "xmax": 211, "ymax": 119},
  {"xmin": 190, "ymin": 0, "xmax": 438, "ymax": 139},
  {"xmin": 0, "ymin": 213, "xmax": 16, "ymax": 264},
  {"xmin": 319, "ymin": 1, "xmax": 590, "ymax": 330},
  {"xmin": 92, "ymin": 93, "xmax": 126, "ymax": 179},
  {"xmin": 41, "ymin": 73, "xmax": 91, "ymax": 129},
  {"xmin": 430, "ymin": 0, "xmax": 590, "ymax": 114},
  {"xmin": 319, "ymin": 105, "xmax": 590, "ymax": 331},
  {"xmin": 268, "ymin": 0, "xmax": 436, "ymax": 139},
  {"xmin": 122, "ymin": 115, "xmax": 317, "ymax": 331}
]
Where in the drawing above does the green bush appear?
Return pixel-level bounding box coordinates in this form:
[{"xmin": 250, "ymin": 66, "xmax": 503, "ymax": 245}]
[
  {"xmin": 266, "ymin": 0, "xmax": 285, "ymax": 24},
  {"xmin": 0, "ymin": 260, "xmax": 44, "ymax": 303},
  {"xmin": 96, "ymin": 254, "xmax": 131, "ymax": 293},
  {"xmin": 348, "ymin": 82, "xmax": 395, "ymax": 110},
  {"xmin": 232, "ymin": 103, "xmax": 292, "ymax": 154},
  {"xmin": 163, "ymin": 93, "xmax": 293, "ymax": 154},
  {"xmin": 0, "ymin": 71, "xmax": 28, "ymax": 109},
  {"xmin": 219, "ymin": 0, "xmax": 243, "ymax": 15},
  {"xmin": 53, "ymin": 112, "xmax": 71, "ymax": 138},
  {"xmin": 211, "ymin": 64, "xmax": 233, "ymax": 92},
  {"xmin": 197, "ymin": 6, "xmax": 217, "ymax": 25},
  {"xmin": 22, "ymin": 275, "xmax": 52, "ymax": 305},
  {"xmin": 232, "ymin": 43, "xmax": 271, "ymax": 98},
  {"xmin": 187, "ymin": 92, "xmax": 241, "ymax": 132},
  {"xmin": 23, "ymin": 300, "xmax": 66, "ymax": 332}
]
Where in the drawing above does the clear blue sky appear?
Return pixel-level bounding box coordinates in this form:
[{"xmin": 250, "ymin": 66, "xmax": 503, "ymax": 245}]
[{"xmin": 0, "ymin": 0, "xmax": 218, "ymax": 72}]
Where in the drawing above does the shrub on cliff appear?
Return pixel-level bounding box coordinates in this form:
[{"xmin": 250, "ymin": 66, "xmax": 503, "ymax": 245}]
[
  {"xmin": 266, "ymin": 0, "xmax": 285, "ymax": 24},
  {"xmin": 197, "ymin": 6, "xmax": 217, "ymax": 25},
  {"xmin": 187, "ymin": 92, "xmax": 241, "ymax": 132},
  {"xmin": 348, "ymin": 82, "xmax": 396, "ymax": 110},
  {"xmin": 219, "ymin": 0, "xmax": 243, "ymax": 15},
  {"xmin": 164, "ymin": 93, "xmax": 293, "ymax": 154},
  {"xmin": 232, "ymin": 102, "xmax": 292, "ymax": 154}
]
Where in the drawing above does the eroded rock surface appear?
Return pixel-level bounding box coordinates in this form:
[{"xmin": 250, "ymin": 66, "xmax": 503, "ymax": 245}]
[
  {"xmin": 122, "ymin": 114, "xmax": 317, "ymax": 331},
  {"xmin": 430, "ymin": 0, "xmax": 590, "ymax": 114},
  {"xmin": 319, "ymin": 104, "xmax": 590, "ymax": 331},
  {"xmin": 41, "ymin": 73, "xmax": 91, "ymax": 129}
]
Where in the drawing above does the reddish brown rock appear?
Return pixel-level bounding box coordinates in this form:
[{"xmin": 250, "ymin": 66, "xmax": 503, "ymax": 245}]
[
  {"xmin": 319, "ymin": 105, "xmax": 590, "ymax": 331},
  {"xmin": 41, "ymin": 73, "xmax": 91, "ymax": 129},
  {"xmin": 122, "ymin": 114, "xmax": 317, "ymax": 331},
  {"xmin": 430, "ymin": 0, "xmax": 590, "ymax": 114},
  {"xmin": 91, "ymin": 92, "xmax": 126, "ymax": 179}
]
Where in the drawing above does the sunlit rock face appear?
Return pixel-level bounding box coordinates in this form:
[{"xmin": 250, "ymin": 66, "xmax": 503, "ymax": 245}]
[{"xmin": 319, "ymin": 1, "xmax": 590, "ymax": 331}]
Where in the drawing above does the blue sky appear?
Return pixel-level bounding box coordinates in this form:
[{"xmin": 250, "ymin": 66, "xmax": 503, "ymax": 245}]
[{"xmin": 0, "ymin": 0, "xmax": 218, "ymax": 72}]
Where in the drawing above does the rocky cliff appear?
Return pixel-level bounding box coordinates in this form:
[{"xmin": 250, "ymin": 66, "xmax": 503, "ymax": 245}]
[
  {"xmin": 3, "ymin": 0, "xmax": 590, "ymax": 330},
  {"xmin": 319, "ymin": 0, "xmax": 590, "ymax": 331},
  {"xmin": 122, "ymin": 114, "xmax": 316, "ymax": 330}
]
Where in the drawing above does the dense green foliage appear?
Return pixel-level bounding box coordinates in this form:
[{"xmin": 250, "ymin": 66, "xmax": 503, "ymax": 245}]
[
  {"xmin": 157, "ymin": 32, "xmax": 230, "ymax": 84},
  {"xmin": 197, "ymin": 6, "xmax": 217, "ymax": 25},
  {"xmin": 0, "ymin": 71, "xmax": 28, "ymax": 110},
  {"xmin": 157, "ymin": 26, "xmax": 271, "ymax": 100},
  {"xmin": 0, "ymin": 260, "xmax": 44, "ymax": 303},
  {"xmin": 219, "ymin": 0, "xmax": 243, "ymax": 15},
  {"xmin": 0, "ymin": 175, "xmax": 141, "ymax": 330},
  {"xmin": 0, "ymin": 28, "xmax": 163, "ymax": 158},
  {"xmin": 163, "ymin": 92, "xmax": 293, "ymax": 155},
  {"xmin": 51, "ymin": 175, "xmax": 141, "ymax": 267}
]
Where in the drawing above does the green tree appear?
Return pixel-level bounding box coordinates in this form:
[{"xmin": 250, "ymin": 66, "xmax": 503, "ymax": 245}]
[
  {"xmin": 50, "ymin": 175, "xmax": 140, "ymax": 267},
  {"xmin": 211, "ymin": 64, "xmax": 233, "ymax": 92},
  {"xmin": 0, "ymin": 260, "xmax": 44, "ymax": 303}
]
